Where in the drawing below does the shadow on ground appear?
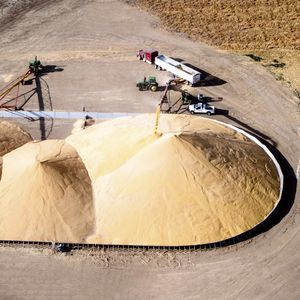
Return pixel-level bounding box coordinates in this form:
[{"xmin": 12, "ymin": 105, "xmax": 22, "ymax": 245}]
[
  {"xmin": 169, "ymin": 58, "xmax": 227, "ymax": 87},
  {"xmin": 15, "ymin": 65, "xmax": 64, "ymax": 140},
  {"xmin": 215, "ymin": 108, "xmax": 277, "ymax": 147}
]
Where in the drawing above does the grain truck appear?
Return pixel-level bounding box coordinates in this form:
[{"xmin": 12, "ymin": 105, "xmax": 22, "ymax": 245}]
[
  {"xmin": 137, "ymin": 50, "xmax": 159, "ymax": 64},
  {"xmin": 154, "ymin": 55, "xmax": 202, "ymax": 86}
]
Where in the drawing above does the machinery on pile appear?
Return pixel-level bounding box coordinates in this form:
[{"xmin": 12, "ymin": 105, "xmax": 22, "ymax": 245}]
[
  {"xmin": 136, "ymin": 76, "xmax": 158, "ymax": 92},
  {"xmin": 0, "ymin": 57, "xmax": 43, "ymax": 109}
]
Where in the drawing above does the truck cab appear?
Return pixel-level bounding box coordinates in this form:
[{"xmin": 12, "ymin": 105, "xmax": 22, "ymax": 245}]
[
  {"xmin": 188, "ymin": 102, "xmax": 215, "ymax": 115},
  {"xmin": 137, "ymin": 50, "xmax": 159, "ymax": 64}
]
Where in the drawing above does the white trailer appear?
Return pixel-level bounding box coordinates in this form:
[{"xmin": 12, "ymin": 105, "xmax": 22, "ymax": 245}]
[{"xmin": 154, "ymin": 55, "xmax": 202, "ymax": 86}]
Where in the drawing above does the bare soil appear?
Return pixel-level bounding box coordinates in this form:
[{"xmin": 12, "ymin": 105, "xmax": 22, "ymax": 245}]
[
  {"xmin": 136, "ymin": 0, "xmax": 299, "ymax": 50},
  {"xmin": 136, "ymin": 0, "xmax": 300, "ymax": 92}
]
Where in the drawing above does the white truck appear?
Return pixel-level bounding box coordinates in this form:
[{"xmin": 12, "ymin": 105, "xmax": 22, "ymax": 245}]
[
  {"xmin": 188, "ymin": 102, "xmax": 215, "ymax": 115},
  {"xmin": 154, "ymin": 55, "xmax": 202, "ymax": 86}
]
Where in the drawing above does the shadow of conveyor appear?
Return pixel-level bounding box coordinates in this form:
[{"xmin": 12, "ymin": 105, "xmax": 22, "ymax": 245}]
[
  {"xmin": 17, "ymin": 65, "xmax": 64, "ymax": 140},
  {"xmin": 34, "ymin": 75, "xmax": 54, "ymax": 140},
  {"xmin": 39, "ymin": 65, "xmax": 64, "ymax": 76}
]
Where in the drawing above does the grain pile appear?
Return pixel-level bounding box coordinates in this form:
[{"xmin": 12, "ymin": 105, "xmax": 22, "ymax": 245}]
[
  {"xmin": 67, "ymin": 114, "xmax": 280, "ymax": 246},
  {"xmin": 0, "ymin": 121, "xmax": 32, "ymax": 178},
  {"xmin": 0, "ymin": 115, "xmax": 280, "ymax": 245},
  {"xmin": 0, "ymin": 140, "xmax": 94, "ymax": 242}
]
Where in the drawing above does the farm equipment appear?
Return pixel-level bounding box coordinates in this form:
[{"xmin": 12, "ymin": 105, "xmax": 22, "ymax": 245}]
[
  {"xmin": 155, "ymin": 55, "xmax": 202, "ymax": 86},
  {"xmin": 137, "ymin": 49, "xmax": 158, "ymax": 64},
  {"xmin": 136, "ymin": 76, "xmax": 158, "ymax": 92},
  {"xmin": 29, "ymin": 56, "xmax": 43, "ymax": 75},
  {"xmin": 188, "ymin": 102, "xmax": 215, "ymax": 115},
  {"xmin": 182, "ymin": 91, "xmax": 222, "ymax": 105},
  {"xmin": 181, "ymin": 90, "xmax": 195, "ymax": 104},
  {"xmin": 160, "ymin": 78, "xmax": 181, "ymax": 104},
  {"xmin": 52, "ymin": 243, "xmax": 72, "ymax": 253},
  {"xmin": 137, "ymin": 49, "xmax": 203, "ymax": 86},
  {"xmin": 0, "ymin": 57, "xmax": 43, "ymax": 109}
]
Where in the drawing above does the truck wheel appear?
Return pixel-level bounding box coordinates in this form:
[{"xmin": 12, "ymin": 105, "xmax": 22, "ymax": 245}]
[
  {"xmin": 151, "ymin": 85, "xmax": 157, "ymax": 92},
  {"xmin": 190, "ymin": 111, "xmax": 194, "ymax": 114},
  {"xmin": 207, "ymin": 112, "xmax": 211, "ymax": 116}
]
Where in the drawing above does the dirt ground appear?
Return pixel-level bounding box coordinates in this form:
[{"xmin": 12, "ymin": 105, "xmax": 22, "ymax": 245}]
[
  {"xmin": 0, "ymin": 0, "xmax": 299, "ymax": 299},
  {"xmin": 136, "ymin": 0, "xmax": 300, "ymax": 96}
]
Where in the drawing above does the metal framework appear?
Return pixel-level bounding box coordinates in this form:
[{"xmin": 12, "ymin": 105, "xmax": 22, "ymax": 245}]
[{"xmin": 0, "ymin": 70, "xmax": 32, "ymax": 109}]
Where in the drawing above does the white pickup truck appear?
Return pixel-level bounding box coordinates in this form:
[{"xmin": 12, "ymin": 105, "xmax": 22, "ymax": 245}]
[{"xmin": 188, "ymin": 102, "xmax": 215, "ymax": 115}]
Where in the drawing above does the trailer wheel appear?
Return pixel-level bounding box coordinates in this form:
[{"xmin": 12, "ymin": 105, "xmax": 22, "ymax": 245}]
[{"xmin": 151, "ymin": 85, "xmax": 157, "ymax": 92}]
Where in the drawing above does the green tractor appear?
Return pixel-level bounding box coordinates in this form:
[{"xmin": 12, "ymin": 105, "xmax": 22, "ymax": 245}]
[
  {"xmin": 29, "ymin": 56, "xmax": 43, "ymax": 74},
  {"xmin": 181, "ymin": 90, "xmax": 194, "ymax": 104},
  {"xmin": 136, "ymin": 76, "xmax": 158, "ymax": 92}
]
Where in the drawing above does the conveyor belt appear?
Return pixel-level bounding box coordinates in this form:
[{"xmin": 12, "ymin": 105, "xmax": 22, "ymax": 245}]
[{"xmin": 0, "ymin": 110, "xmax": 137, "ymax": 120}]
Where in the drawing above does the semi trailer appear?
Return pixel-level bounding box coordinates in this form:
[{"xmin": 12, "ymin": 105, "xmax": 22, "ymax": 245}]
[{"xmin": 155, "ymin": 55, "xmax": 202, "ymax": 86}]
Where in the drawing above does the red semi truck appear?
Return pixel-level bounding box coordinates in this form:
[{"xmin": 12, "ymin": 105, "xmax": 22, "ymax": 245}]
[{"xmin": 137, "ymin": 49, "xmax": 158, "ymax": 64}]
